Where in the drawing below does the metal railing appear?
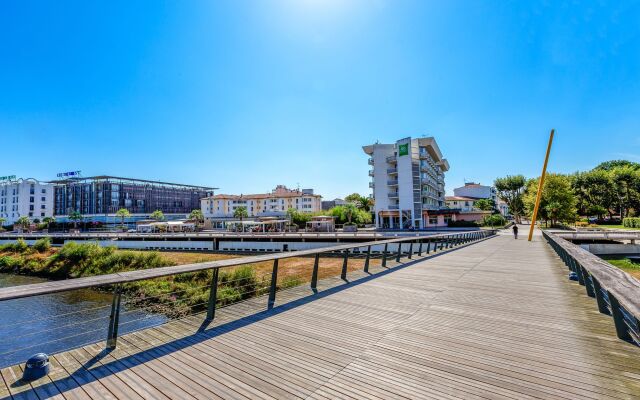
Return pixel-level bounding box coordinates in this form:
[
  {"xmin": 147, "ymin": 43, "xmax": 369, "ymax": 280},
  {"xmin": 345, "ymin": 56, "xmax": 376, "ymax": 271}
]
[
  {"xmin": 0, "ymin": 230, "xmax": 495, "ymax": 361},
  {"xmin": 543, "ymin": 231, "xmax": 640, "ymax": 346},
  {"xmin": 387, "ymin": 179, "xmax": 398, "ymax": 186}
]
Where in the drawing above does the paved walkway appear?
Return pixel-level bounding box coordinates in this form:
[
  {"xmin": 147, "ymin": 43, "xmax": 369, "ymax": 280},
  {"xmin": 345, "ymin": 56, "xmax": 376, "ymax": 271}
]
[{"xmin": 2, "ymin": 232, "xmax": 640, "ymax": 399}]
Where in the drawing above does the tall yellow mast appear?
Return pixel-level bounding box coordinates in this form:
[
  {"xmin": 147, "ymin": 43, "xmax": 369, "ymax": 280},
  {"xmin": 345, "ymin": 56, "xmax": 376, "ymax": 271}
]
[{"xmin": 528, "ymin": 129, "xmax": 555, "ymax": 241}]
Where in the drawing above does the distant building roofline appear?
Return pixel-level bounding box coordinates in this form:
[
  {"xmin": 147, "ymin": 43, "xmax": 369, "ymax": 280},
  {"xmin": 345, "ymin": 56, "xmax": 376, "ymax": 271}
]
[{"xmin": 46, "ymin": 175, "xmax": 217, "ymax": 191}]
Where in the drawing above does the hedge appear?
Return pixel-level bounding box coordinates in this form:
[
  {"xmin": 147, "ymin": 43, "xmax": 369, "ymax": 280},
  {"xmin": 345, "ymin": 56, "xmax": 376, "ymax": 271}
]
[{"xmin": 623, "ymin": 217, "xmax": 640, "ymax": 228}]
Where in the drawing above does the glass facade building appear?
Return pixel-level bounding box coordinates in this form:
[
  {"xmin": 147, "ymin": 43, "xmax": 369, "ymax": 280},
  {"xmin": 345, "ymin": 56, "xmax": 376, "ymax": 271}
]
[{"xmin": 51, "ymin": 176, "xmax": 216, "ymax": 217}]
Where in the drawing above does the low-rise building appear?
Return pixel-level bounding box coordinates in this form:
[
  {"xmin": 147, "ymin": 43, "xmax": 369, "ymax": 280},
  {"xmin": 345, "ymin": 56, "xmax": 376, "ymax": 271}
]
[
  {"xmin": 201, "ymin": 185, "xmax": 322, "ymax": 229},
  {"xmin": 321, "ymin": 198, "xmax": 347, "ymax": 210},
  {"xmin": 446, "ymin": 182, "xmax": 510, "ymax": 222},
  {"xmin": 444, "ymin": 196, "xmax": 491, "ymax": 222},
  {"xmin": 0, "ymin": 178, "xmax": 54, "ymax": 225}
]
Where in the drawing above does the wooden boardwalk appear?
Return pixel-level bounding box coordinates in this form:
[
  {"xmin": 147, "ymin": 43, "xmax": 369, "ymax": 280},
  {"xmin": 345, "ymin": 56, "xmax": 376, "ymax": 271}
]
[{"xmin": 2, "ymin": 231, "xmax": 640, "ymax": 399}]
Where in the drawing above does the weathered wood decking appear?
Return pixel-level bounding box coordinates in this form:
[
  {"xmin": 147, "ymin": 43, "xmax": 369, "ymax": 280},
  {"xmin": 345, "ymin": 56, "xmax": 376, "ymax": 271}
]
[{"xmin": 2, "ymin": 231, "xmax": 640, "ymax": 399}]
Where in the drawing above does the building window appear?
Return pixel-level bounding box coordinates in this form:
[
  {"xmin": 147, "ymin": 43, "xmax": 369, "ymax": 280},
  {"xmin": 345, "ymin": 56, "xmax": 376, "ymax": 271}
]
[{"xmin": 428, "ymin": 217, "xmax": 437, "ymax": 225}]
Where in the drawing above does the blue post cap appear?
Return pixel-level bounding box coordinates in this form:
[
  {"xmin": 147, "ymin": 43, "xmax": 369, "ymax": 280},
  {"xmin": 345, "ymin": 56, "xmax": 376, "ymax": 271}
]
[
  {"xmin": 569, "ymin": 272, "xmax": 578, "ymax": 281},
  {"xmin": 22, "ymin": 353, "xmax": 50, "ymax": 381}
]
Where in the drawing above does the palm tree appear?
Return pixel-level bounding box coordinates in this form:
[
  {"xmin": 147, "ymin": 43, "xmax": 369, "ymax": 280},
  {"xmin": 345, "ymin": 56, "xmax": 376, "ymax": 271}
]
[
  {"xmin": 233, "ymin": 206, "xmax": 248, "ymax": 222},
  {"xmin": 150, "ymin": 210, "xmax": 165, "ymax": 222},
  {"xmin": 188, "ymin": 209, "xmax": 204, "ymax": 229},
  {"xmin": 16, "ymin": 216, "xmax": 31, "ymax": 232},
  {"xmin": 342, "ymin": 203, "xmax": 358, "ymax": 225},
  {"xmin": 116, "ymin": 208, "xmax": 131, "ymax": 231},
  {"xmin": 68, "ymin": 210, "xmax": 83, "ymax": 230},
  {"xmin": 356, "ymin": 195, "xmax": 374, "ymax": 212}
]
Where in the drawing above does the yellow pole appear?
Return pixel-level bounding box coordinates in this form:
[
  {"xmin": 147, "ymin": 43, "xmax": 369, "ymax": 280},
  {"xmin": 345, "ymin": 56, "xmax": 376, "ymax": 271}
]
[{"xmin": 528, "ymin": 129, "xmax": 555, "ymax": 241}]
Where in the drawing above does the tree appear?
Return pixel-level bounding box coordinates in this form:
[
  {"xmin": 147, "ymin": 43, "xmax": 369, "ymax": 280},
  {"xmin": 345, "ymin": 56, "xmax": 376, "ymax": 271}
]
[
  {"xmin": 150, "ymin": 210, "xmax": 165, "ymax": 222},
  {"xmin": 42, "ymin": 216, "xmax": 55, "ymax": 230},
  {"xmin": 474, "ymin": 198, "xmax": 495, "ymax": 212},
  {"xmin": 594, "ymin": 160, "xmax": 640, "ymax": 172},
  {"xmin": 116, "ymin": 208, "xmax": 131, "ymax": 231},
  {"xmin": 16, "ymin": 216, "xmax": 31, "ymax": 231},
  {"xmin": 0, "ymin": 217, "xmax": 6, "ymax": 231},
  {"xmin": 286, "ymin": 208, "xmax": 312, "ymax": 228},
  {"xmin": 523, "ymin": 173, "xmax": 578, "ymax": 226},
  {"xmin": 68, "ymin": 210, "xmax": 83, "ymax": 229},
  {"xmin": 233, "ymin": 206, "xmax": 248, "ymax": 222},
  {"xmin": 494, "ymin": 175, "xmax": 527, "ymax": 223},
  {"xmin": 609, "ymin": 166, "xmax": 640, "ymax": 219},
  {"xmin": 571, "ymin": 170, "xmax": 616, "ymax": 218},
  {"xmin": 344, "ymin": 193, "xmax": 361, "ymax": 203},
  {"xmin": 189, "ymin": 209, "xmax": 204, "ymax": 229},
  {"xmin": 329, "ymin": 205, "xmax": 372, "ymax": 225}
]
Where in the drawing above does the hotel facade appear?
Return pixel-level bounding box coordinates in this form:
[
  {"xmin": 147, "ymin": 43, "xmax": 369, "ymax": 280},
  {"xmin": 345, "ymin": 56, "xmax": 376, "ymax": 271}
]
[
  {"xmin": 201, "ymin": 185, "xmax": 322, "ymax": 228},
  {"xmin": 0, "ymin": 178, "xmax": 55, "ymax": 225},
  {"xmin": 363, "ymin": 136, "xmax": 452, "ymax": 229}
]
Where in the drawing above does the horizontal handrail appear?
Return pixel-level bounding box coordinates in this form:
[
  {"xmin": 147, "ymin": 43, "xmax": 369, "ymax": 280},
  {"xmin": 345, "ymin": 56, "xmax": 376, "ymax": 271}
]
[
  {"xmin": 0, "ymin": 230, "xmax": 495, "ymax": 353},
  {"xmin": 0, "ymin": 231, "xmax": 492, "ymax": 301},
  {"xmin": 543, "ymin": 231, "xmax": 640, "ymax": 345}
]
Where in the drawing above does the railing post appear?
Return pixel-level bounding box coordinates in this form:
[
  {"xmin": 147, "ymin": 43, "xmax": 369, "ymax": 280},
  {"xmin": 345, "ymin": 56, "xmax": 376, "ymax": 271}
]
[
  {"xmin": 382, "ymin": 243, "xmax": 388, "ymax": 267},
  {"xmin": 311, "ymin": 253, "xmax": 320, "ymax": 290},
  {"xmin": 396, "ymin": 243, "xmax": 402, "ymax": 262},
  {"xmin": 106, "ymin": 285, "xmax": 122, "ymax": 349},
  {"xmin": 574, "ymin": 259, "xmax": 586, "ymax": 285},
  {"xmin": 426, "ymin": 240, "xmax": 431, "ymax": 254},
  {"xmin": 341, "ymin": 249, "xmax": 349, "ymax": 280},
  {"xmin": 418, "ymin": 240, "xmax": 423, "ymax": 256},
  {"xmin": 591, "ymin": 277, "xmax": 610, "ymax": 315},
  {"xmin": 608, "ymin": 292, "xmax": 633, "ymax": 342},
  {"xmin": 408, "ymin": 241, "xmax": 413, "ymax": 259},
  {"xmin": 364, "ymin": 246, "xmax": 371, "ymax": 273},
  {"xmin": 581, "ymin": 266, "xmax": 595, "ymax": 297},
  {"xmin": 206, "ymin": 268, "xmax": 219, "ymax": 321},
  {"xmin": 268, "ymin": 259, "xmax": 279, "ymax": 309}
]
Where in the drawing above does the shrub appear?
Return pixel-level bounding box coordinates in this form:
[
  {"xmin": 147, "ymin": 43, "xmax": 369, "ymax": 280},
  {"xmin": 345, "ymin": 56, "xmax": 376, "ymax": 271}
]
[
  {"xmin": 482, "ymin": 214, "xmax": 507, "ymax": 227},
  {"xmin": 623, "ymin": 218, "xmax": 640, "ymax": 228},
  {"xmin": 0, "ymin": 255, "xmax": 22, "ymax": 271},
  {"xmin": 0, "ymin": 239, "xmax": 29, "ymax": 253},
  {"xmin": 33, "ymin": 237, "xmax": 51, "ymax": 253}
]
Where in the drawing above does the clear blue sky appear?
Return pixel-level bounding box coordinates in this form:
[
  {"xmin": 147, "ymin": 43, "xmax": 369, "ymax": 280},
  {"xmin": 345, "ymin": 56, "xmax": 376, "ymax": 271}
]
[{"xmin": 1, "ymin": 1, "xmax": 639, "ymax": 199}]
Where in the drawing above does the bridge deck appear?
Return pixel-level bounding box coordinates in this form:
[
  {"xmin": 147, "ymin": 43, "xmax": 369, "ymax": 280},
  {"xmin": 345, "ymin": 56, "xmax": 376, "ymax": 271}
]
[{"xmin": 2, "ymin": 232, "xmax": 640, "ymax": 399}]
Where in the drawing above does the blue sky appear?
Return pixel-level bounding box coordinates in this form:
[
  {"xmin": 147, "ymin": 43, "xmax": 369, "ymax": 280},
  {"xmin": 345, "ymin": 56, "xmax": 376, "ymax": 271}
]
[{"xmin": 1, "ymin": 1, "xmax": 639, "ymax": 199}]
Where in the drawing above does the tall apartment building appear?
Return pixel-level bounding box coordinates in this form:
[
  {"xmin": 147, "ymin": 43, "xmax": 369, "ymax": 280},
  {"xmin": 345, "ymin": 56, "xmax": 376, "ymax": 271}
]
[
  {"xmin": 51, "ymin": 176, "xmax": 216, "ymax": 225},
  {"xmin": 201, "ymin": 185, "xmax": 322, "ymax": 228},
  {"xmin": 0, "ymin": 178, "xmax": 54, "ymax": 225},
  {"xmin": 363, "ymin": 137, "xmax": 451, "ymax": 229}
]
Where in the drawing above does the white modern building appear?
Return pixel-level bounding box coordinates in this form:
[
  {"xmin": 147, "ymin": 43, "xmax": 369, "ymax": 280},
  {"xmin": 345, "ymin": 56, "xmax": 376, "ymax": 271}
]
[
  {"xmin": 363, "ymin": 136, "xmax": 452, "ymax": 229},
  {"xmin": 201, "ymin": 185, "xmax": 322, "ymax": 228},
  {"xmin": 450, "ymin": 182, "xmax": 509, "ymax": 217},
  {"xmin": 0, "ymin": 178, "xmax": 54, "ymax": 225}
]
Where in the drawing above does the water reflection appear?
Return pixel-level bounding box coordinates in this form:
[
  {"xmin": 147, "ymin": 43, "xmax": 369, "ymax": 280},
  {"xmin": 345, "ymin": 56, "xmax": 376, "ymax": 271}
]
[{"xmin": 0, "ymin": 273, "xmax": 166, "ymax": 368}]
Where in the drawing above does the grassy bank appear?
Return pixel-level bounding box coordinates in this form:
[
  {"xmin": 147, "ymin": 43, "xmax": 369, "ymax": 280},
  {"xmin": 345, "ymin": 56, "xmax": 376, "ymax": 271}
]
[
  {"xmin": 602, "ymin": 256, "xmax": 640, "ymax": 280},
  {"xmin": 0, "ymin": 239, "xmax": 369, "ymax": 316},
  {"xmin": 594, "ymin": 224, "xmax": 640, "ymax": 230}
]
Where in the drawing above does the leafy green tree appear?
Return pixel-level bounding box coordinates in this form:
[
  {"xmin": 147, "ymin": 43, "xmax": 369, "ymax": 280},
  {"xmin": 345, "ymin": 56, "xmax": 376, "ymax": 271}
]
[
  {"xmin": 474, "ymin": 198, "xmax": 495, "ymax": 212},
  {"xmin": 344, "ymin": 193, "xmax": 361, "ymax": 203},
  {"xmin": 0, "ymin": 217, "xmax": 6, "ymax": 230},
  {"xmin": 189, "ymin": 209, "xmax": 204, "ymax": 228},
  {"xmin": 286, "ymin": 208, "xmax": 312, "ymax": 228},
  {"xmin": 233, "ymin": 206, "xmax": 249, "ymax": 222},
  {"xmin": 494, "ymin": 175, "xmax": 527, "ymax": 223},
  {"xmin": 609, "ymin": 166, "xmax": 640, "ymax": 219},
  {"xmin": 329, "ymin": 205, "xmax": 372, "ymax": 225},
  {"xmin": 150, "ymin": 210, "xmax": 165, "ymax": 222},
  {"xmin": 116, "ymin": 208, "xmax": 131, "ymax": 230},
  {"xmin": 16, "ymin": 216, "xmax": 31, "ymax": 231},
  {"xmin": 524, "ymin": 173, "xmax": 578, "ymax": 226},
  {"xmin": 571, "ymin": 170, "xmax": 616, "ymax": 218},
  {"xmin": 594, "ymin": 160, "xmax": 640, "ymax": 172},
  {"xmin": 68, "ymin": 210, "xmax": 83, "ymax": 229}
]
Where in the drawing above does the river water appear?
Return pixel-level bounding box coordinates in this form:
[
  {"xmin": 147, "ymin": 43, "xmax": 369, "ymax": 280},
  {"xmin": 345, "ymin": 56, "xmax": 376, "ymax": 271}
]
[{"xmin": 0, "ymin": 273, "xmax": 166, "ymax": 368}]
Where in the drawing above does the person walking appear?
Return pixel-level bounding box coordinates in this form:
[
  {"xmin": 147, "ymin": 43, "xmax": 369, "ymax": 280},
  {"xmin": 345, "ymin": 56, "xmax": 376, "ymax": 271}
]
[{"xmin": 512, "ymin": 224, "xmax": 519, "ymax": 239}]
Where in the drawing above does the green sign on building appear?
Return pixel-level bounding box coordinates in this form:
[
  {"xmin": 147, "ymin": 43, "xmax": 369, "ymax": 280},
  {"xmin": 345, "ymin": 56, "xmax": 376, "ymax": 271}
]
[{"xmin": 398, "ymin": 143, "xmax": 409, "ymax": 156}]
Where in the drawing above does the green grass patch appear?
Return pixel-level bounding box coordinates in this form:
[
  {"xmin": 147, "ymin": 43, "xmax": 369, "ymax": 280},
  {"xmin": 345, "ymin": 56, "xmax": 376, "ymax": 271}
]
[{"xmin": 594, "ymin": 224, "xmax": 640, "ymax": 230}]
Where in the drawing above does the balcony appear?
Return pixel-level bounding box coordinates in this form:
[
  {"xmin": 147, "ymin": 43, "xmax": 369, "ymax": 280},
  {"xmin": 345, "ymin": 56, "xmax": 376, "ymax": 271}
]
[
  {"xmin": 386, "ymin": 167, "xmax": 397, "ymax": 174},
  {"xmin": 387, "ymin": 179, "xmax": 398, "ymax": 186},
  {"xmin": 368, "ymin": 158, "xmax": 374, "ymax": 165},
  {"xmin": 368, "ymin": 170, "xmax": 375, "ymax": 177},
  {"xmin": 386, "ymin": 155, "xmax": 397, "ymax": 164},
  {"xmin": 369, "ymin": 182, "xmax": 375, "ymax": 189},
  {"xmin": 388, "ymin": 205, "xmax": 399, "ymax": 210},
  {"xmin": 388, "ymin": 192, "xmax": 398, "ymax": 198}
]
